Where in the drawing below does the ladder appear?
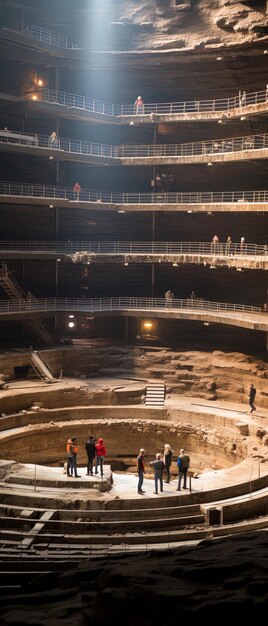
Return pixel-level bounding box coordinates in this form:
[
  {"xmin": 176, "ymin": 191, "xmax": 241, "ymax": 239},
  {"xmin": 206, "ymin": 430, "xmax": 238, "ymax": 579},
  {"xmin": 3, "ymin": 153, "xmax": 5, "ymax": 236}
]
[
  {"xmin": 145, "ymin": 382, "xmax": 166, "ymax": 406},
  {"xmin": 0, "ymin": 263, "xmax": 55, "ymax": 346},
  {"xmin": 30, "ymin": 351, "xmax": 55, "ymax": 382}
]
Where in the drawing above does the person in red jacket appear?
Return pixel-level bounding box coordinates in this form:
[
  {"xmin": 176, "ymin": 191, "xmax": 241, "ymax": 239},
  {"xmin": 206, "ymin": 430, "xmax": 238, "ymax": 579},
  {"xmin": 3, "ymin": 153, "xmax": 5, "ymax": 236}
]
[
  {"xmin": 73, "ymin": 182, "xmax": 81, "ymax": 201},
  {"xmin": 95, "ymin": 437, "xmax": 107, "ymax": 477},
  {"xmin": 134, "ymin": 95, "xmax": 144, "ymax": 114}
]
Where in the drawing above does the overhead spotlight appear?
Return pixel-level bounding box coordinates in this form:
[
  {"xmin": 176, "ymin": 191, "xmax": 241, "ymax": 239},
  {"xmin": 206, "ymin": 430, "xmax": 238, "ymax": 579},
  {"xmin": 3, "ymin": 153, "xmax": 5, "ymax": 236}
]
[
  {"xmin": 204, "ymin": 322, "xmax": 210, "ymax": 326},
  {"xmin": 118, "ymin": 209, "xmax": 125, "ymax": 213},
  {"xmin": 207, "ymin": 162, "xmax": 213, "ymax": 167},
  {"xmin": 264, "ymin": 50, "xmax": 268, "ymax": 54},
  {"xmin": 49, "ymin": 204, "xmax": 54, "ymax": 208},
  {"xmin": 236, "ymin": 267, "xmax": 242, "ymax": 271},
  {"xmin": 204, "ymin": 262, "xmax": 207, "ymax": 267},
  {"xmin": 130, "ymin": 122, "xmax": 134, "ymax": 126},
  {"xmin": 57, "ymin": 258, "xmax": 61, "ymax": 262},
  {"xmin": 69, "ymin": 315, "xmax": 74, "ymax": 318},
  {"xmin": 207, "ymin": 211, "xmax": 212, "ymax": 215},
  {"xmin": 240, "ymin": 116, "xmax": 246, "ymax": 121},
  {"xmin": 210, "ymin": 265, "xmax": 216, "ymax": 269},
  {"xmin": 187, "ymin": 209, "xmax": 192, "ymax": 213},
  {"xmin": 124, "ymin": 261, "xmax": 128, "ymax": 266},
  {"xmin": 68, "ymin": 321, "xmax": 75, "ymax": 328},
  {"xmin": 173, "ymin": 262, "xmax": 178, "ymax": 267},
  {"xmin": 49, "ymin": 156, "xmax": 54, "ymax": 160},
  {"xmin": 218, "ymin": 119, "xmax": 223, "ymax": 124},
  {"xmin": 216, "ymin": 56, "xmax": 223, "ymax": 61}
]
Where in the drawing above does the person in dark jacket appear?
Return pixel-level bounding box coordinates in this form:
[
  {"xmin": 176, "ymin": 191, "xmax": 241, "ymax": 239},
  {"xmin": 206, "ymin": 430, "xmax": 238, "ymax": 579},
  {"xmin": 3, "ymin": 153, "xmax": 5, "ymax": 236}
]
[
  {"xmin": 95, "ymin": 437, "xmax": 107, "ymax": 477},
  {"xmin": 85, "ymin": 435, "xmax": 96, "ymax": 476},
  {"xmin": 150, "ymin": 453, "xmax": 165, "ymax": 494},
  {"xmin": 249, "ymin": 383, "xmax": 256, "ymax": 413},
  {"xmin": 137, "ymin": 448, "xmax": 146, "ymax": 494},
  {"xmin": 176, "ymin": 448, "xmax": 190, "ymax": 491},
  {"xmin": 163, "ymin": 443, "xmax": 173, "ymax": 483}
]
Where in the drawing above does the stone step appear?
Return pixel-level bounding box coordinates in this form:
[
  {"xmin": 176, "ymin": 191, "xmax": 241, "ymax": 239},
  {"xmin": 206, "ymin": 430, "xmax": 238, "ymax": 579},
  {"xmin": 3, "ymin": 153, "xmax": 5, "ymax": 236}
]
[
  {"xmin": 0, "ymin": 512, "xmax": 206, "ymax": 535},
  {"xmin": 0, "ymin": 501, "xmax": 202, "ymax": 521},
  {"xmin": 3, "ymin": 473, "xmax": 112, "ymax": 491},
  {"xmin": 0, "ymin": 525, "xmax": 210, "ymax": 546}
]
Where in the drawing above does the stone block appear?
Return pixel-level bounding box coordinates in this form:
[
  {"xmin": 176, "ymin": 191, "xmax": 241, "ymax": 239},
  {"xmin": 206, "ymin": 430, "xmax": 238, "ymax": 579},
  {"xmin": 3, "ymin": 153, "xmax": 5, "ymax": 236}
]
[{"xmin": 235, "ymin": 422, "xmax": 249, "ymax": 436}]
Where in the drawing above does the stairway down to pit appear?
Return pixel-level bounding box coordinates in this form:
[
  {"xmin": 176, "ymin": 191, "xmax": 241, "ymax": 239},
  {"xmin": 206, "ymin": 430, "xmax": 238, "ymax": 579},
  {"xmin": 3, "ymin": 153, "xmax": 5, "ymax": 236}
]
[{"xmin": 145, "ymin": 382, "xmax": 166, "ymax": 406}]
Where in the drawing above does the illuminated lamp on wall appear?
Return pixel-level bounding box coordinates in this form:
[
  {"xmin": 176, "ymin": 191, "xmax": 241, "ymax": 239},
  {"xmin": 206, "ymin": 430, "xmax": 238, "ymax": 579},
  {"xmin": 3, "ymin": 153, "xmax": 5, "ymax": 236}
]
[
  {"xmin": 37, "ymin": 79, "xmax": 44, "ymax": 86},
  {"xmin": 65, "ymin": 315, "xmax": 77, "ymax": 330},
  {"xmin": 142, "ymin": 320, "xmax": 154, "ymax": 334},
  {"xmin": 31, "ymin": 94, "xmax": 38, "ymax": 100}
]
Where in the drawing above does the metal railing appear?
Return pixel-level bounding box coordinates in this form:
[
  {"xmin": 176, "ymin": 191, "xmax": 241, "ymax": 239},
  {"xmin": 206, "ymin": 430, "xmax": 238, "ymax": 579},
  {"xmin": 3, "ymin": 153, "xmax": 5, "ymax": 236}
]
[
  {"xmin": 0, "ymin": 297, "xmax": 262, "ymax": 318},
  {"xmin": 1, "ymin": 181, "xmax": 268, "ymax": 207},
  {"xmin": 0, "ymin": 240, "xmax": 267, "ymax": 258},
  {"xmin": 4, "ymin": 25, "xmax": 70, "ymax": 49},
  {"xmin": 1, "ymin": 130, "xmax": 268, "ymax": 160},
  {"xmin": 39, "ymin": 87, "xmax": 268, "ymax": 118}
]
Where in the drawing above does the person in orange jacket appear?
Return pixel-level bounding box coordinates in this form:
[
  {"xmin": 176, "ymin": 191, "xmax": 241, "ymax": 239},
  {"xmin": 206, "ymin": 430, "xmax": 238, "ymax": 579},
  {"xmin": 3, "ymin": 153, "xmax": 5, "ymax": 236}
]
[
  {"xmin": 66, "ymin": 437, "xmax": 80, "ymax": 477},
  {"xmin": 95, "ymin": 437, "xmax": 107, "ymax": 477}
]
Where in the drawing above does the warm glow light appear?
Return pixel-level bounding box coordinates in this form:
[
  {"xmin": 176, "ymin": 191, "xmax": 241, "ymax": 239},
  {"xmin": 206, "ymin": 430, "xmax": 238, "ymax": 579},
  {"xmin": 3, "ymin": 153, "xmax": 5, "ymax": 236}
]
[
  {"xmin": 143, "ymin": 321, "xmax": 153, "ymax": 329},
  {"xmin": 37, "ymin": 79, "xmax": 44, "ymax": 86},
  {"xmin": 68, "ymin": 322, "xmax": 75, "ymax": 328},
  {"xmin": 31, "ymin": 95, "xmax": 38, "ymax": 100}
]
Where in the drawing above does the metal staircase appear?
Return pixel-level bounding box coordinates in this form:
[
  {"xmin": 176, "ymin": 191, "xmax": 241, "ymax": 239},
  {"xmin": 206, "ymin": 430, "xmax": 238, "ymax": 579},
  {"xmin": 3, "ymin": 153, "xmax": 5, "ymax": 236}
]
[
  {"xmin": 145, "ymin": 382, "xmax": 166, "ymax": 406},
  {"xmin": 0, "ymin": 263, "xmax": 55, "ymax": 346},
  {"xmin": 30, "ymin": 351, "xmax": 55, "ymax": 382}
]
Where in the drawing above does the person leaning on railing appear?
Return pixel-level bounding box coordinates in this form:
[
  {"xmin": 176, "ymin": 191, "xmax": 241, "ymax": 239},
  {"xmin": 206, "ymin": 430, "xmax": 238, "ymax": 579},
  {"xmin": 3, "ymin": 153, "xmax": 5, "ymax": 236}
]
[{"xmin": 48, "ymin": 131, "xmax": 58, "ymax": 149}]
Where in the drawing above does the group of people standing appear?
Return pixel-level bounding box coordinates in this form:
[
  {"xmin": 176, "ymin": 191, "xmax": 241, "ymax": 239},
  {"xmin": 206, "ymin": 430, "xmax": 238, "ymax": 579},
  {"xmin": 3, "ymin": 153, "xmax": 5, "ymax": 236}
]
[
  {"xmin": 66, "ymin": 435, "xmax": 107, "ymax": 477},
  {"xmin": 137, "ymin": 446, "xmax": 190, "ymax": 495},
  {"xmin": 211, "ymin": 235, "xmax": 246, "ymax": 254}
]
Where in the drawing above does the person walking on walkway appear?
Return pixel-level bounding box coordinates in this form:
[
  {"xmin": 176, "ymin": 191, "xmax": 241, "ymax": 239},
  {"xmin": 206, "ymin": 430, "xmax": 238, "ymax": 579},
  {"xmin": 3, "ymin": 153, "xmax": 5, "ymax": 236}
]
[
  {"xmin": 95, "ymin": 437, "xmax": 107, "ymax": 477},
  {"xmin": 150, "ymin": 453, "xmax": 165, "ymax": 494},
  {"xmin": 226, "ymin": 236, "xmax": 232, "ymax": 255},
  {"xmin": 137, "ymin": 448, "xmax": 146, "ymax": 494},
  {"xmin": 249, "ymin": 383, "xmax": 256, "ymax": 413},
  {"xmin": 163, "ymin": 443, "xmax": 173, "ymax": 483},
  {"xmin": 211, "ymin": 234, "xmax": 219, "ymax": 254},
  {"xmin": 134, "ymin": 95, "xmax": 144, "ymax": 114},
  {"xmin": 85, "ymin": 435, "xmax": 96, "ymax": 475},
  {"xmin": 73, "ymin": 182, "xmax": 81, "ymax": 201},
  {"xmin": 176, "ymin": 448, "xmax": 190, "ymax": 491},
  {"xmin": 240, "ymin": 236, "xmax": 245, "ymax": 254},
  {"xmin": 165, "ymin": 289, "xmax": 174, "ymax": 307}
]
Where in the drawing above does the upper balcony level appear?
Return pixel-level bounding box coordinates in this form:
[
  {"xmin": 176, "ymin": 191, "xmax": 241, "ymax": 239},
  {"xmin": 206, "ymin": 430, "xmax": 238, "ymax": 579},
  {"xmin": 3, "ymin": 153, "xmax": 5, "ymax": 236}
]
[
  {"xmin": 1, "ymin": 86, "xmax": 268, "ymax": 126},
  {"xmin": 1, "ymin": 181, "xmax": 268, "ymax": 214},
  {"xmin": 1, "ymin": 129, "xmax": 268, "ymax": 167}
]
